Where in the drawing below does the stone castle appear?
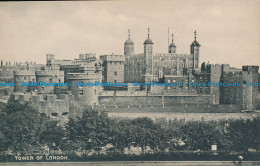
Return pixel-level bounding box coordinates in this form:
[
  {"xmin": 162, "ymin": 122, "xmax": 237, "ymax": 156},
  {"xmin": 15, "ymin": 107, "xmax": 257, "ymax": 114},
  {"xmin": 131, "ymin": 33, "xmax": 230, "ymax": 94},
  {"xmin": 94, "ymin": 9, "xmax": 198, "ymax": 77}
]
[{"xmin": 0, "ymin": 28, "xmax": 259, "ymax": 123}]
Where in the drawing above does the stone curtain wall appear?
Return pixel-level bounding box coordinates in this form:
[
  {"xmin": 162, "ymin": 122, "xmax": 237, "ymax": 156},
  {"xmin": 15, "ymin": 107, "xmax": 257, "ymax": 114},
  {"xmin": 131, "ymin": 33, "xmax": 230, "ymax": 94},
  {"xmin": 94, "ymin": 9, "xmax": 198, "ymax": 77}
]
[
  {"xmin": 94, "ymin": 104, "xmax": 241, "ymax": 113},
  {"xmin": 99, "ymin": 95, "xmax": 211, "ymax": 106},
  {"xmin": 108, "ymin": 112, "xmax": 260, "ymax": 122}
]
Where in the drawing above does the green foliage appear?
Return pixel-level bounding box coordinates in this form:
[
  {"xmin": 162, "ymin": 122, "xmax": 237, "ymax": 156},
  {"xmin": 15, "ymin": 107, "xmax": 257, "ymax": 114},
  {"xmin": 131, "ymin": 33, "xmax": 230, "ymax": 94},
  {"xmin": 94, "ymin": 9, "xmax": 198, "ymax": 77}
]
[
  {"xmin": 110, "ymin": 120, "xmax": 133, "ymax": 154},
  {"xmin": 130, "ymin": 117, "xmax": 167, "ymax": 154},
  {"xmin": 110, "ymin": 117, "xmax": 172, "ymax": 154},
  {"xmin": 62, "ymin": 108, "xmax": 112, "ymax": 156},
  {"xmin": 179, "ymin": 121, "xmax": 222, "ymax": 151},
  {"xmin": 0, "ymin": 100, "xmax": 45, "ymax": 154},
  {"xmin": 0, "ymin": 99, "xmax": 259, "ymax": 158},
  {"xmin": 0, "ymin": 99, "xmax": 64, "ymax": 155},
  {"xmin": 40, "ymin": 120, "xmax": 65, "ymax": 151},
  {"xmin": 224, "ymin": 118, "xmax": 260, "ymax": 152}
]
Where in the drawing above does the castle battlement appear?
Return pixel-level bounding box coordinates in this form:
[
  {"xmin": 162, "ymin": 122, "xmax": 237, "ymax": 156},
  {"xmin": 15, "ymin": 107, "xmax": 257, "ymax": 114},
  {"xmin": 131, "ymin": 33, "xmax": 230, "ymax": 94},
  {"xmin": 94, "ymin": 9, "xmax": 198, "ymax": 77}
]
[
  {"xmin": 78, "ymin": 53, "xmax": 96, "ymax": 60},
  {"xmin": 208, "ymin": 64, "xmax": 221, "ymax": 67},
  {"xmin": 14, "ymin": 70, "xmax": 35, "ymax": 76},
  {"xmin": 44, "ymin": 65, "xmax": 60, "ymax": 70},
  {"xmin": 154, "ymin": 53, "xmax": 193, "ymax": 57},
  {"xmin": 100, "ymin": 54, "xmax": 125, "ymax": 62},
  {"xmin": 223, "ymin": 71, "xmax": 243, "ymax": 77},
  {"xmin": 11, "ymin": 92, "xmax": 70, "ymax": 103},
  {"xmin": 36, "ymin": 70, "xmax": 64, "ymax": 76},
  {"xmin": 67, "ymin": 73, "xmax": 99, "ymax": 80},
  {"xmin": 242, "ymin": 66, "xmax": 259, "ymax": 72}
]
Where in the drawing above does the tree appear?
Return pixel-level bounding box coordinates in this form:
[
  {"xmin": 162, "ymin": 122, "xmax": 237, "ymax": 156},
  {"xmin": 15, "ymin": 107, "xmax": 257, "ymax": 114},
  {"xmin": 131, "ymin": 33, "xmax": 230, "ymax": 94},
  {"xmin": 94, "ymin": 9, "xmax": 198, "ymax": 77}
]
[
  {"xmin": 40, "ymin": 120, "xmax": 65, "ymax": 154},
  {"xmin": 0, "ymin": 100, "xmax": 46, "ymax": 155},
  {"xmin": 110, "ymin": 120, "xmax": 133, "ymax": 154},
  {"xmin": 130, "ymin": 117, "xmax": 169, "ymax": 154},
  {"xmin": 224, "ymin": 118, "xmax": 260, "ymax": 152},
  {"xmin": 63, "ymin": 108, "xmax": 112, "ymax": 156},
  {"xmin": 179, "ymin": 121, "xmax": 222, "ymax": 151}
]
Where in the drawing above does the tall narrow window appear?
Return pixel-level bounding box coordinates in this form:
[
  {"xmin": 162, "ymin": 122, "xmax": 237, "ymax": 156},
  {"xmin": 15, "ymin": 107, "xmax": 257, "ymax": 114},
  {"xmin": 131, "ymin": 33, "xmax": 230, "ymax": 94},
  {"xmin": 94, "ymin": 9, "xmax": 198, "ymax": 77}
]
[
  {"xmin": 114, "ymin": 71, "xmax": 117, "ymax": 76},
  {"xmin": 79, "ymin": 90, "xmax": 83, "ymax": 96}
]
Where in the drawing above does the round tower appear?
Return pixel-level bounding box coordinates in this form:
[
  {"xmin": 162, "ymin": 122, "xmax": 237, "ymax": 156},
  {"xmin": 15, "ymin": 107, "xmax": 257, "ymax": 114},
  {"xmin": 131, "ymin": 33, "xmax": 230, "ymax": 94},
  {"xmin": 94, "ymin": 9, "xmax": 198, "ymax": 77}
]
[
  {"xmin": 144, "ymin": 27, "xmax": 154, "ymax": 74},
  {"xmin": 190, "ymin": 30, "xmax": 201, "ymax": 69},
  {"xmin": 14, "ymin": 70, "xmax": 36, "ymax": 93},
  {"xmin": 124, "ymin": 29, "xmax": 134, "ymax": 82},
  {"xmin": 169, "ymin": 33, "xmax": 176, "ymax": 53},
  {"xmin": 124, "ymin": 29, "xmax": 134, "ymax": 56},
  {"xmin": 67, "ymin": 73, "xmax": 99, "ymax": 106},
  {"xmin": 35, "ymin": 67, "xmax": 64, "ymax": 93}
]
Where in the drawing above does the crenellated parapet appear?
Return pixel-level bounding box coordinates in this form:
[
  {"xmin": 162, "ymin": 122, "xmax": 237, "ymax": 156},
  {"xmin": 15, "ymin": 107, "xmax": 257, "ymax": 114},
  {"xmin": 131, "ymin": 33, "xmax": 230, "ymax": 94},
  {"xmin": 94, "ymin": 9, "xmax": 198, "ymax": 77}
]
[
  {"xmin": 242, "ymin": 65, "xmax": 259, "ymax": 73},
  {"xmin": 78, "ymin": 53, "xmax": 97, "ymax": 61},
  {"xmin": 100, "ymin": 54, "xmax": 125, "ymax": 62},
  {"xmin": 35, "ymin": 70, "xmax": 64, "ymax": 77},
  {"xmin": 154, "ymin": 53, "xmax": 193, "ymax": 57},
  {"xmin": 14, "ymin": 70, "xmax": 35, "ymax": 76},
  {"xmin": 67, "ymin": 73, "xmax": 99, "ymax": 80},
  {"xmin": 11, "ymin": 92, "xmax": 70, "ymax": 125}
]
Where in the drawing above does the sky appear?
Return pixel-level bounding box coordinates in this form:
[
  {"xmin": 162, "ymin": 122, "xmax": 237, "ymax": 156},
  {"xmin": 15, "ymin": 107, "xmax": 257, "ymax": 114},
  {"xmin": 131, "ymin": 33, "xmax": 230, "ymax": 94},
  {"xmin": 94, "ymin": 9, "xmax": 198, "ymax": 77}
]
[{"xmin": 0, "ymin": 0, "xmax": 259, "ymax": 68}]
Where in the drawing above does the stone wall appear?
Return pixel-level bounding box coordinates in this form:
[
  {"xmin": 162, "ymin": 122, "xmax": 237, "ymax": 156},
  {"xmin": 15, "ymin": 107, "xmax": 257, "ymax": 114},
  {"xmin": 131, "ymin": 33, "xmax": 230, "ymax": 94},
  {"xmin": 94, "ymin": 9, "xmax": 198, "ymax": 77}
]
[
  {"xmin": 11, "ymin": 92, "xmax": 70, "ymax": 125},
  {"xmin": 94, "ymin": 104, "xmax": 241, "ymax": 113},
  {"xmin": 108, "ymin": 112, "xmax": 259, "ymax": 123},
  {"xmin": 99, "ymin": 95, "xmax": 211, "ymax": 106}
]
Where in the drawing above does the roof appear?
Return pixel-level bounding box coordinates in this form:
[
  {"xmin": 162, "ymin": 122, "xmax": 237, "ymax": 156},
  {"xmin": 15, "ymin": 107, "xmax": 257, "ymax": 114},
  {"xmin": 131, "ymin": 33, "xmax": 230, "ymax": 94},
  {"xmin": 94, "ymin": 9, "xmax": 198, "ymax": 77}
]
[
  {"xmin": 144, "ymin": 37, "xmax": 154, "ymax": 44},
  {"xmin": 169, "ymin": 42, "xmax": 176, "ymax": 47},
  {"xmin": 191, "ymin": 40, "xmax": 201, "ymax": 46},
  {"xmin": 124, "ymin": 38, "xmax": 134, "ymax": 45}
]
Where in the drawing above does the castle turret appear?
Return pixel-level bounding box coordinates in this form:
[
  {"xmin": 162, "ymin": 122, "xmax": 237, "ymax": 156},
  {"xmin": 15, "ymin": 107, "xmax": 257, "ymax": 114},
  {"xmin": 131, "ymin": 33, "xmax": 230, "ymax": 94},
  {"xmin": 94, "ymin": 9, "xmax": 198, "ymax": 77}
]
[
  {"xmin": 241, "ymin": 66, "xmax": 259, "ymax": 110},
  {"xmin": 124, "ymin": 29, "xmax": 134, "ymax": 82},
  {"xmin": 144, "ymin": 27, "xmax": 153, "ymax": 75},
  {"xmin": 100, "ymin": 54, "xmax": 125, "ymax": 83},
  {"xmin": 168, "ymin": 33, "xmax": 176, "ymax": 53},
  {"xmin": 190, "ymin": 30, "xmax": 201, "ymax": 69},
  {"xmin": 124, "ymin": 29, "xmax": 134, "ymax": 56},
  {"xmin": 67, "ymin": 71, "xmax": 99, "ymax": 106},
  {"xmin": 46, "ymin": 54, "xmax": 55, "ymax": 66},
  {"xmin": 36, "ymin": 66, "xmax": 64, "ymax": 93},
  {"xmin": 14, "ymin": 70, "xmax": 36, "ymax": 93}
]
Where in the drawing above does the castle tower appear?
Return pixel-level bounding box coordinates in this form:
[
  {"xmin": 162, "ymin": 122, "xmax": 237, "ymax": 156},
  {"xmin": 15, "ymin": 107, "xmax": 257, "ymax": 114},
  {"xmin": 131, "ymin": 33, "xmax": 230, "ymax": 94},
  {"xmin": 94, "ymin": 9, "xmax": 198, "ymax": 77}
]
[
  {"xmin": 35, "ymin": 66, "xmax": 64, "ymax": 93},
  {"xmin": 14, "ymin": 70, "xmax": 36, "ymax": 93},
  {"xmin": 168, "ymin": 33, "xmax": 176, "ymax": 53},
  {"xmin": 190, "ymin": 30, "xmax": 201, "ymax": 69},
  {"xmin": 144, "ymin": 27, "xmax": 154, "ymax": 75},
  {"xmin": 124, "ymin": 29, "xmax": 134, "ymax": 56},
  {"xmin": 124, "ymin": 29, "xmax": 134, "ymax": 82},
  {"xmin": 100, "ymin": 54, "xmax": 125, "ymax": 83},
  {"xmin": 67, "ymin": 72, "xmax": 99, "ymax": 106},
  {"xmin": 241, "ymin": 66, "xmax": 259, "ymax": 110},
  {"xmin": 46, "ymin": 54, "xmax": 55, "ymax": 66}
]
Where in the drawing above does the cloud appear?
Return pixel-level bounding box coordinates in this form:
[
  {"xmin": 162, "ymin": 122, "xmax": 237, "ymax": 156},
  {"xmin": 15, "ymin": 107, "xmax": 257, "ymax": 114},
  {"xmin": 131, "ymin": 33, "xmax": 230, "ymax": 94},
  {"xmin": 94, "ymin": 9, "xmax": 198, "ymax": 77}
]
[{"xmin": 0, "ymin": 0, "xmax": 259, "ymax": 68}]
